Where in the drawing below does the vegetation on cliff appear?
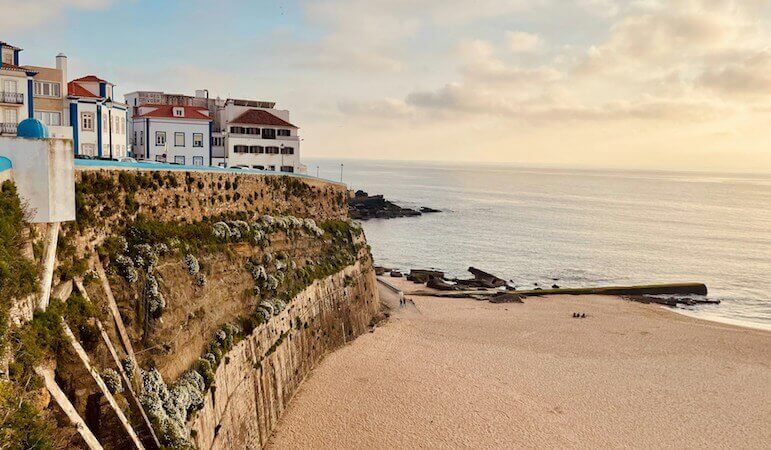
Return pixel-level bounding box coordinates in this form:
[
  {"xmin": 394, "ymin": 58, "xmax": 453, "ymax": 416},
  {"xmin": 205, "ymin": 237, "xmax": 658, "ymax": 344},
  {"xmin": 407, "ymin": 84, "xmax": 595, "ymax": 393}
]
[
  {"xmin": 95, "ymin": 210, "xmax": 364, "ymax": 448},
  {"xmin": 0, "ymin": 181, "xmax": 38, "ymax": 349}
]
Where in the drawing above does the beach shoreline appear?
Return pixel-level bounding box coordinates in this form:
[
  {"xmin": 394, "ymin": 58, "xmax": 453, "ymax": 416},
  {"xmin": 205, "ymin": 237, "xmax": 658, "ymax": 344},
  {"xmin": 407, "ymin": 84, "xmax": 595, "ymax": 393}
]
[{"xmin": 267, "ymin": 276, "xmax": 771, "ymax": 449}]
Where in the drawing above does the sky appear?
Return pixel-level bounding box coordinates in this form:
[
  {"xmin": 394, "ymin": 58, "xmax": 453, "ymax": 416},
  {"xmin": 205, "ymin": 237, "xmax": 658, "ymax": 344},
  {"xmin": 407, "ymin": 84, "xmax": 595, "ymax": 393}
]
[{"xmin": 3, "ymin": 0, "xmax": 771, "ymax": 173}]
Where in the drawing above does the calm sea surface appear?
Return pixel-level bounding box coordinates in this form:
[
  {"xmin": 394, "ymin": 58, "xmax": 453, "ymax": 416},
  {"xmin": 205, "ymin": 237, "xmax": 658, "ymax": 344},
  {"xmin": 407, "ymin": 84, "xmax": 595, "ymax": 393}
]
[{"xmin": 307, "ymin": 159, "xmax": 771, "ymax": 330}]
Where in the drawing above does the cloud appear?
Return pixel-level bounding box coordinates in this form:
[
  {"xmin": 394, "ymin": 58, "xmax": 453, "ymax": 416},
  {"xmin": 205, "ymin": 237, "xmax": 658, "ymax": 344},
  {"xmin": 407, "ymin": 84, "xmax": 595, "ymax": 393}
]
[
  {"xmin": 699, "ymin": 51, "xmax": 771, "ymax": 98},
  {"xmin": 505, "ymin": 31, "xmax": 541, "ymax": 53},
  {"xmin": 0, "ymin": 0, "xmax": 113, "ymax": 31}
]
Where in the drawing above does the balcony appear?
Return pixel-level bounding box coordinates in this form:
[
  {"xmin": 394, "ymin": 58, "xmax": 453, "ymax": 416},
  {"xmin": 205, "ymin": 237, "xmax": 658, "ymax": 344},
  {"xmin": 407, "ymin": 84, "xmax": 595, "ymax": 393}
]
[
  {"xmin": 0, "ymin": 123, "xmax": 17, "ymax": 135},
  {"xmin": 0, "ymin": 92, "xmax": 24, "ymax": 105}
]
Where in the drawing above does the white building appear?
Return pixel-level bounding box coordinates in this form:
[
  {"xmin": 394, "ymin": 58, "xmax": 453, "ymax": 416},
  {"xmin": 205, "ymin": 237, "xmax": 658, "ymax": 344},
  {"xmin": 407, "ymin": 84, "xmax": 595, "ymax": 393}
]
[
  {"xmin": 125, "ymin": 90, "xmax": 305, "ymax": 172},
  {"xmin": 129, "ymin": 104, "xmax": 211, "ymax": 165},
  {"xmin": 68, "ymin": 75, "xmax": 127, "ymax": 158},
  {"xmin": 220, "ymin": 99, "xmax": 301, "ymax": 172},
  {"xmin": 0, "ymin": 41, "xmax": 35, "ymax": 136}
]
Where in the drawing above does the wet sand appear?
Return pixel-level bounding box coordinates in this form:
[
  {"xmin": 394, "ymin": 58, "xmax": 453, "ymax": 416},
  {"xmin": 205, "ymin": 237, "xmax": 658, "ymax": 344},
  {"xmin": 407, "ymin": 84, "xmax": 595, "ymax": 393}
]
[{"xmin": 267, "ymin": 277, "xmax": 771, "ymax": 449}]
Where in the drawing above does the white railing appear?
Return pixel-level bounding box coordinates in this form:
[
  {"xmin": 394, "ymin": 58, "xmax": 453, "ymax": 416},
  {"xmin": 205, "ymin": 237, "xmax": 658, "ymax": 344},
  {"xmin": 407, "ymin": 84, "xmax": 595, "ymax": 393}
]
[{"xmin": 0, "ymin": 92, "xmax": 24, "ymax": 104}]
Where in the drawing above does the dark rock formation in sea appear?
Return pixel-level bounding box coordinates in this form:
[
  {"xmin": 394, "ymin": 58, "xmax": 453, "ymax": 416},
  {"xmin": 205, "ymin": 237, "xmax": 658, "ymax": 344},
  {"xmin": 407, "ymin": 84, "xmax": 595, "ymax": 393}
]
[{"xmin": 348, "ymin": 190, "xmax": 440, "ymax": 220}]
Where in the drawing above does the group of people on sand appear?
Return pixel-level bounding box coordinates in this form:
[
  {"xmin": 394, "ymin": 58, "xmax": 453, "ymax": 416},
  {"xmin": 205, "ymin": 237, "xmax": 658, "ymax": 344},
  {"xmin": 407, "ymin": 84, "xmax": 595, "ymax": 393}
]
[{"xmin": 399, "ymin": 296, "xmax": 408, "ymax": 307}]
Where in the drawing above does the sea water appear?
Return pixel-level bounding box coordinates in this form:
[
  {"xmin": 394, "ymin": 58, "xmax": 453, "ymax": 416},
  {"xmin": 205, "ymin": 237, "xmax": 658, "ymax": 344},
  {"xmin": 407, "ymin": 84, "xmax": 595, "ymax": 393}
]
[{"xmin": 307, "ymin": 159, "xmax": 771, "ymax": 330}]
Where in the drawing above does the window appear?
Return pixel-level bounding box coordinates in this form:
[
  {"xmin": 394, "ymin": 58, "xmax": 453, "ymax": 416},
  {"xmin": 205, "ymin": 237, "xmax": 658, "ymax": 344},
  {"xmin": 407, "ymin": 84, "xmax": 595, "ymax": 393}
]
[
  {"xmin": 173, "ymin": 107, "xmax": 184, "ymax": 117},
  {"xmin": 81, "ymin": 112, "xmax": 94, "ymax": 131},
  {"xmin": 266, "ymin": 146, "xmax": 280, "ymax": 154},
  {"xmin": 277, "ymin": 129, "xmax": 291, "ymax": 137},
  {"xmin": 230, "ymin": 126, "xmax": 245, "ymax": 134},
  {"xmin": 234, "ymin": 145, "xmax": 248, "ymax": 153},
  {"xmin": 139, "ymin": 131, "xmax": 144, "ymax": 146},
  {"xmin": 103, "ymin": 113, "xmax": 107, "ymax": 127},
  {"xmin": 193, "ymin": 133, "xmax": 204, "ymax": 147},
  {"xmin": 3, "ymin": 109, "xmax": 18, "ymax": 124},
  {"xmin": 120, "ymin": 117, "xmax": 125, "ymax": 134},
  {"xmin": 280, "ymin": 146, "xmax": 294, "ymax": 155},
  {"xmin": 174, "ymin": 156, "xmax": 185, "ymax": 164},
  {"xmin": 249, "ymin": 146, "xmax": 264, "ymax": 154},
  {"xmin": 34, "ymin": 111, "xmax": 61, "ymax": 126},
  {"xmin": 81, "ymin": 143, "xmax": 96, "ymax": 156},
  {"xmin": 133, "ymin": 131, "xmax": 137, "ymax": 145},
  {"xmin": 280, "ymin": 166, "xmax": 294, "ymax": 173},
  {"xmin": 3, "ymin": 79, "xmax": 18, "ymax": 94},
  {"xmin": 193, "ymin": 156, "xmax": 204, "ymax": 166},
  {"xmin": 174, "ymin": 132, "xmax": 185, "ymax": 147},
  {"xmin": 246, "ymin": 127, "xmax": 260, "ymax": 135},
  {"xmin": 267, "ymin": 165, "xmax": 275, "ymax": 171},
  {"xmin": 212, "ymin": 136, "xmax": 224, "ymax": 146},
  {"xmin": 33, "ymin": 81, "xmax": 61, "ymax": 98},
  {"xmin": 262, "ymin": 128, "xmax": 276, "ymax": 139},
  {"xmin": 156, "ymin": 131, "xmax": 166, "ymax": 146}
]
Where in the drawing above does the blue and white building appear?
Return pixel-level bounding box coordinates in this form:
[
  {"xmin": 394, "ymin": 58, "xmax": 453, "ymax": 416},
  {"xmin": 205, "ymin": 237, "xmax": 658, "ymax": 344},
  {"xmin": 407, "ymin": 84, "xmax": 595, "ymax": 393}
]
[{"xmin": 68, "ymin": 75, "xmax": 128, "ymax": 158}]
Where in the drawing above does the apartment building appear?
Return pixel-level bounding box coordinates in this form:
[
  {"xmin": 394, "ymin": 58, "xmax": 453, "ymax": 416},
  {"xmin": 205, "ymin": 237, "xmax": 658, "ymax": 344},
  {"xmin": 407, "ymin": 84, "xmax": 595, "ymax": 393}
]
[
  {"xmin": 222, "ymin": 99, "xmax": 301, "ymax": 172},
  {"xmin": 27, "ymin": 53, "xmax": 70, "ymax": 137},
  {"xmin": 68, "ymin": 75, "xmax": 127, "ymax": 158},
  {"xmin": 129, "ymin": 104, "xmax": 211, "ymax": 165},
  {"xmin": 125, "ymin": 90, "xmax": 305, "ymax": 172},
  {"xmin": 0, "ymin": 41, "xmax": 35, "ymax": 135}
]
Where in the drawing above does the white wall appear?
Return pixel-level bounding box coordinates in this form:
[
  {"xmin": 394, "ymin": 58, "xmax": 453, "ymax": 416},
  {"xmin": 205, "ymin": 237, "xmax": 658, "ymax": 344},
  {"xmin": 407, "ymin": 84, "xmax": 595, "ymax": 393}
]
[
  {"xmin": 144, "ymin": 118, "xmax": 210, "ymax": 166},
  {"xmin": 100, "ymin": 105, "xmax": 127, "ymax": 158},
  {"xmin": 73, "ymin": 101, "xmax": 98, "ymax": 155},
  {"xmin": 0, "ymin": 136, "xmax": 75, "ymax": 223},
  {"xmin": 0, "ymin": 72, "xmax": 30, "ymax": 127},
  {"xmin": 226, "ymin": 136, "xmax": 301, "ymax": 171}
]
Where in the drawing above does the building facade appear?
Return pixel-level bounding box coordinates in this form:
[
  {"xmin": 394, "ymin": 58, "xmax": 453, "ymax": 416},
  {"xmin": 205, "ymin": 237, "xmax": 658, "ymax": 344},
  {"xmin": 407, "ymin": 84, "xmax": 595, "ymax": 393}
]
[
  {"xmin": 129, "ymin": 104, "xmax": 211, "ymax": 165},
  {"xmin": 27, "ymin": 53, "xmax": 68, "ymax": 127},
  {"xmin": 68, "ymin": 75, "xmax": 127, "ymax": 158},
  {"xmin": 125, "ymin": 90, "xmax": 305, "ymax": 172},
  {"xmin": 222, "ymin": 100, "xmax": 301, "ymax": 172},
  {"xmin": 0, "ymin": 41, "xmax": 35, "ymax": 136}
]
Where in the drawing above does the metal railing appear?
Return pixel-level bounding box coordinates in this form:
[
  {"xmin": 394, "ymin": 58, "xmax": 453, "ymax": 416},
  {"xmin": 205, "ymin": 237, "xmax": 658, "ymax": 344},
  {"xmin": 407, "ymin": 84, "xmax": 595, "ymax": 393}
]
[
  {"xmin": 0, "ymin": 123, "xmax": 17, "ymax": 134},
  {"xmin": 0, "ymin": 92, "xmax": 24, "ymax": 104}
]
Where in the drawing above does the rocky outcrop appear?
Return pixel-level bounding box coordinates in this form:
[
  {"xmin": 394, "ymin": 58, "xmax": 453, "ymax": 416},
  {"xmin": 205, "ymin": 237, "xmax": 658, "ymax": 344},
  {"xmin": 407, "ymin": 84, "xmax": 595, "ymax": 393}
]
[{"xmin": 348, "ymin": 190, "xmax": 439, "ymax": 220}]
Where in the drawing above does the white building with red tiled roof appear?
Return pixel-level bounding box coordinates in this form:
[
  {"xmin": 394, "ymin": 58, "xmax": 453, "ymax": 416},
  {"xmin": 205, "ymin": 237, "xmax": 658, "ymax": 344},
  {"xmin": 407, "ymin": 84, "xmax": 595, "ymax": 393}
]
[
  {"xmin": 128, "ymin": 104, "xmax": 211, "ymax": 165},
  {"xmin": 67, "ymin": 75, "xmax": 128, "ymax": 158},
  {"xmin": 124, "ymin": 90, "xmax": 304, "ymax": 172},
  {"xmin": 220, "ymin": 98, "xmax": 302, "ymax": 173}
]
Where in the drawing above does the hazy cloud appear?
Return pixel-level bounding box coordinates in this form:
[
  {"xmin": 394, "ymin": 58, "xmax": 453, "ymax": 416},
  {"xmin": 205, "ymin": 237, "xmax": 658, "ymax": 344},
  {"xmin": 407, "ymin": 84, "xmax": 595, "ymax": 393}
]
[{"xmin": 0, "ymin": 0, "xmax": 112, "ymax": 31}]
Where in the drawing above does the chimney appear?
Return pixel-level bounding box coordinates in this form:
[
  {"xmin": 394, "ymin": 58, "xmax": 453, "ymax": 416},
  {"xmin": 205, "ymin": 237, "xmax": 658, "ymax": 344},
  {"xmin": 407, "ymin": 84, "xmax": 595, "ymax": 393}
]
[{"xmin": 56, "ymin": 53, "xmax": 67, "ymax": 95}]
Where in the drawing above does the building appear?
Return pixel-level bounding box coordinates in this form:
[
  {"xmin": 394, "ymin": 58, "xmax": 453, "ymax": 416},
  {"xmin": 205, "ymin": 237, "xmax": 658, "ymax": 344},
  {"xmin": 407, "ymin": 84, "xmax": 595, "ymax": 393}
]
[
  {"xmin": 220, "ymin": 98, "xmax": 301, "ymax": 172},
  {"xmin": 26, "ymin": 53, "xmax": 71, "ymax": 138},
  {"xmin": 0, "ymin": 41, "xmax": 36, "ymax": 136},
  {"xmin": 129, "ymin": 104, "xmax": 211, "ymax": 165},
  {"xmin": 68, "ymin": 75, "xmax": 127, "ymax": 158},
  {"xmin": 125, "ymin": 90, "xmax": 305, "ymax": 172}
]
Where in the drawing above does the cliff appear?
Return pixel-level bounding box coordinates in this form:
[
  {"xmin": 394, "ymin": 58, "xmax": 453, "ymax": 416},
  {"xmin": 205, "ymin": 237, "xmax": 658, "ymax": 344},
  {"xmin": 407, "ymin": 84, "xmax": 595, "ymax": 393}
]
[{"xmin": 0, "ymin": 169, "xmax": 380, "ymax": 449}]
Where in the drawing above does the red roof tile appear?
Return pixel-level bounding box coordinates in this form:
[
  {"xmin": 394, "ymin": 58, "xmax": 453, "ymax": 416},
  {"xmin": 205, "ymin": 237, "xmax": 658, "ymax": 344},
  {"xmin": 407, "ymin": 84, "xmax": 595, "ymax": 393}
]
[
  {"xmin": 67, "ymin": 81, "xmax": 100, "ymax": 98},
  {"xmin": 231, "ymin": 109, "xmax": 297, "ymax": 128},
  {"xmin": 136, "ymin": 105, "xmax": 211, "ymax": 121},
  {"xmin": 72, "ymin": 75, "xmax": 109, "ymax": 83},
  {"xmin": 1, "ymin": 63, "xmax": 36, "ymax": 74}
]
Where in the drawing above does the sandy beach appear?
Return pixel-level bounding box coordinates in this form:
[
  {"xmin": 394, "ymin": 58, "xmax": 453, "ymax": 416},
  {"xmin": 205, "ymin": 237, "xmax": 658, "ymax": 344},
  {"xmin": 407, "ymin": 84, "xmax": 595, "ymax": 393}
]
[{"xmin": 267, "ymin": 277, "xmax": 771, "ymax": 449}]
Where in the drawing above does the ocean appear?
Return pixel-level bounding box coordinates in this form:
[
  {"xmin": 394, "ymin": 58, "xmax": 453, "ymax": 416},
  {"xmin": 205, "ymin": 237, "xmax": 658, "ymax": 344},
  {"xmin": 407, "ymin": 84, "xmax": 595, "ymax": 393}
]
[{"xmin": 306, "ymin": 159, "xmax": 771, "ymax": 330}]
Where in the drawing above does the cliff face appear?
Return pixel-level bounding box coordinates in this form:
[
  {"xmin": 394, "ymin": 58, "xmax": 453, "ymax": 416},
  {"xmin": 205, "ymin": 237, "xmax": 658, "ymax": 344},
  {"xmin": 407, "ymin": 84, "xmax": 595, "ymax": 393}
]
[
  {"xmin": 191, "ymin": 259, "xmax": 378, "ymax": 449},
  {"xmin": 3, "ymin": 169, "xmax": 380, "ymax": 449}
]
